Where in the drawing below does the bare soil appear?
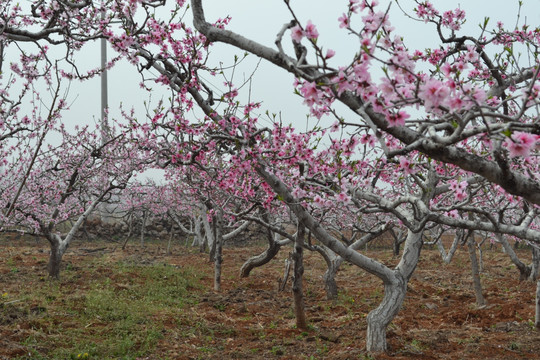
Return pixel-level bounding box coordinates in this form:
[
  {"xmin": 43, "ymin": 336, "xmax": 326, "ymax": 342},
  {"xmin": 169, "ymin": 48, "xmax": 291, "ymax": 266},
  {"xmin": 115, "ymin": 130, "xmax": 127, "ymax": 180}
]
[{"xmin": 1, "ymin": 238, "xmax": 540, "ymax": 359}]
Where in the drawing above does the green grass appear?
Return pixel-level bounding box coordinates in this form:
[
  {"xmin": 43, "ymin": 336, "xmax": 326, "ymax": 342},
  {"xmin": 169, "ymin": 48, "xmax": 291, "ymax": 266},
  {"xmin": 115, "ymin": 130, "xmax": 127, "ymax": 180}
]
[{"xmin": 5, "ymin": 258, "xmax": 204, "ymax": 360}]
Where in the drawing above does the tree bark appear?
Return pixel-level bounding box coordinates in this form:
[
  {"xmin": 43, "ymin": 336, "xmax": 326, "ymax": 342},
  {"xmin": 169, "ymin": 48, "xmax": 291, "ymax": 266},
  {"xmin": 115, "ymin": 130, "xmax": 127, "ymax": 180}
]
[
  {"xmin": 536, "ymin": 279, "xmax": 540, "ymax": 329},
  {"xmin": 366, "ymin": 279, "xmax": 407, "ymax": 352},
  {"xmin": 528, "ymin": 246, "xmax": 540, "ymax": 282},
  {"xmin": 310, "ymin": 244, "xmax": 340, "ymax": 300},
  {"xmin": 213, "ymin": 212, "xmax": 223, "ymax": 292},
  {"xmin": 498, "ymin": 233, "xmax": 531, "ymax": 281},
  {"xmin": 477, "ymin": 241, "xmax": 484, "ymax": 273},
  {"xmin": 47, "ymin": 236, "xmax": 66, "ymax": 279},
  {"xmin": 390, "ymin": 228, "xmax": 406, "ymax": 256},
  {"xmin": 202, "ymin": 212, "xmax": 216, "ymax": 259},
  {"xmin": 240, "ymin": 229, "xmax": 281, "ymax": 278},
  {"xmin": 323, "ymin": 260, "xmax": 339, "ymax": 300},
  {"xmin": 467, "ymin": 231, "xmax": 486, "ymax": 307},
  {"xmin": 437, "ymin": 231, "xmax": 460, "ymax": 264},
  {"xmin": 193, "ymin": 215, "xmax": 206, "ymax": 251},
  {"xmin": 140, "ymin": 210, "xmax": 148, "ymax": 247},
  {"xmin": 292, "ymin": 223, "xmax": 307, "ymax": 330},
  {"xmin": 121, "ymin": 212, "xmax": 134, "ymax": 250},
  {"xmin": 314, "ymin": 229, "xmax": 388, "ymax": 300},
  {"xmin": 366, "ymin": 229, "xmax": 423, "ymax": 353},
  {"xmin": 166, "ymin": 223, "xmax": 174, "ymax": 255}
]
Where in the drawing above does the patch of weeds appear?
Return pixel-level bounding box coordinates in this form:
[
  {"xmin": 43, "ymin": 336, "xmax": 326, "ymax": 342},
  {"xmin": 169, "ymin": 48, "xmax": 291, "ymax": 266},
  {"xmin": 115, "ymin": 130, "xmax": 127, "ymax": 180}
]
[
  {"xmin": 285, "ymin": 308, "xmax": 295, "ymax": 319},
  {"xmin": 508, "ymin": 342, "xmax": 520, "ymax": 351},
  {"xmin": 271, "ymin": 345, "xmax": 284, "ymax": 356},
  {"xmin": 456, "ymin": 335, "xmax": 480, "ymax": 345},
  {"xmin": 359, "ymin": 354, "xmax": 375, "ymax": 360},
  {"xmin": 213, "ymin": 302, "xmax": 226, "ymax": 311},
  {"xmin": 6, "ymin": 257, "xmax": 15, "ymax": 268},
  {"xmin": 192, "ymin": 320, "xmax": 215, "ymax": 337},
  {"xmin": 70, "ymin": 353, "xmax": 90, "ymax": 359},
  {"xmin": 408, "ymin": 339, "xmax": 425, "ymax": 353},
  {"xmin": 316, "ymin": 342, "xmax": 329, "ymax": 355},
  {"xmin": 198, "ymin": 345, "xmax": 217, "ymax": 354},
  {"xmin": 11, "ymin": 257, "xmax": 202, "ymax": 359},
  {"xmin": 338, "ymin": 292, "xmax": 356, "ymax": 305},
  {"xmin": 371, "ymin": 287, "xmax": 383, "ymax": 300},
  {"xmin": 13, "ymin": 346, "xmax": 49, "ymax": 360}
]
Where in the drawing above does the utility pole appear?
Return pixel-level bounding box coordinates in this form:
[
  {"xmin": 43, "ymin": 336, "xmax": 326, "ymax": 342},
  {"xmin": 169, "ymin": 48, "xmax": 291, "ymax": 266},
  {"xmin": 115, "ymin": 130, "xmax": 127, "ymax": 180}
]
[
  {"xmin": 100, "ymin": 8, "xmax": 109, "ymax": 145},
  {"xmin": 100, "ymin": 6, "xmax": 111, "ymax": 224}
]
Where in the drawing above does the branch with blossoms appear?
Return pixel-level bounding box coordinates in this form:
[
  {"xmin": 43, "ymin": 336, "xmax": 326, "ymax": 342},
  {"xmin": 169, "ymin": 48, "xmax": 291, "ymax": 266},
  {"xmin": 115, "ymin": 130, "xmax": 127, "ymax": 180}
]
[{"xmin": 191, "ymin": 0, "xmax": 540, "ymax": 206}]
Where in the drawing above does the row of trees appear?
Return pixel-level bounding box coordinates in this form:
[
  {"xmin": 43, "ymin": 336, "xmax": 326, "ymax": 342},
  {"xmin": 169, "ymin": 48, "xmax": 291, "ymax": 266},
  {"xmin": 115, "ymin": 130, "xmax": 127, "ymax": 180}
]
[{"xmin": 1, "ymin": 0, "xmax": 540, "ymax": 353}]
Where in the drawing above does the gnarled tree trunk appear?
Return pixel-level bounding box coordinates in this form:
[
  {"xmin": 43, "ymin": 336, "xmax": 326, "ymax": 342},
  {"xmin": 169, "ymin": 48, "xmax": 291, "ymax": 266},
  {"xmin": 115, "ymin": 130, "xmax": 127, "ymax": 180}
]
[
  {"xmin": 213, "ymin": 212, "xmax": 223, "ymax": 292},
  {"xmin": 47, "ymin": 234, "xmax": 67, "ymax": 279},
  {"xmin": 193, "ymin": 215, "xmax": 206, "ymax": 251},
  {"xmin": 498, "ymin": 233, "xmax": 531, "ymax": 280},
  {"xmin": 467, "ymin": 230, "xmax": 486, "ymax": 307},
  {"xmin": 292, "ymin": 223, "xmax": 307, "ymax": 330},
  {"xmin": 536, "ymin": 279, "xmax": 540, "ymax": 329},
  {"xmin": 140, "ymin": 210, "xmax": 149, "ymax": 247},
  {"xmin": 314, "ymin": 228, "xmax": 389, "ymax": 300},
  {"xmin": 366, "ymin": 229, "xmax": 423, "ymax": 353},
  {"xmin": 322, "ymin": 257, "xmax": 339, "ymax": 300},
  {"xmin": 240, "ymin": 230, "xmax": 282, "ymax": 278},
  {"xmin": 121, "ymin": 212, "xmax": 134, "ymax": 250},
  {"xmin": 529, "ymin": 246, "xmax": 540, "ymax": 282},
  {"xmin": 366, "ymin": 278, "xmax": 407, "ymax": 352}
]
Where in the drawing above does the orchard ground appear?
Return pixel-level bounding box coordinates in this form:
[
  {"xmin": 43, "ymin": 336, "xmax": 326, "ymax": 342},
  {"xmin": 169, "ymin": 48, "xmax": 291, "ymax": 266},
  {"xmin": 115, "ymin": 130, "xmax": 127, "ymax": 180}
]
[{"xmin": 1, "ymin": 236, "xmax": 539, "ymax": 359}]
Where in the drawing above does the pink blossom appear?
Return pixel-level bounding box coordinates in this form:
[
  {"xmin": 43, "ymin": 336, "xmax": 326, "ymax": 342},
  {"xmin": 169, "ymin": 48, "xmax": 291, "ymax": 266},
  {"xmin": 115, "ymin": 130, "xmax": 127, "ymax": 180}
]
[
  {"xmin": 398, "ymin": 156, "xmax": 416, "ymax": 175},
  {"xmin": 325, "ymin": 49, "xmax": 336, "ymax": 59},
  {"xmin": 304, "ymin": 20, "xmax": 319, "ymax": 39},
  {"xmin": 334, "ymin": 68, "xmax": 354, "ymax": 95},
  {"xmin": 291, "ymin": 24, "xmax": 304, "ymax": 42},
  {"xmin": 441, "ymin": 63, "xmax": 453, "ymax": 76},
  {"xmin": 299, "ymin": 81, "xmax": 322, "ymax": 106},
  {"xmin": 415, "ymin": 2, "xmax": 439, "ymax": 21},
  {"xmin": 313, "ymin": 195, "xmax": 325, "ymax": 207},
  {"xmin": 336, "ymin": 192, "xmax": 351, "ymax": 204},
  {"xmin": 464, "ymin": 45, "xmax": 478, "ymax": 62},
  {"xmin": 441, "ymin": 8, "xmax": 466, "ymax": 31},
  {"xmin": 338, "ymin": 13, "xmax": 350, "ymax": 28},
  {"xmin": 522, "ymin": 83, "xmax": 540, "ymax": 107},
  {"xmin": 504, "ymin": 132, "xmax": 536, "ymax": 158},
  {"xmin": 360, "ymin": 133, "xmax": 376, "ymax": 147},
  {"xmin": 419, "ymin": 79, "xmax": 450, "ymax": 111},
  {"xmin": 445, "ymin": 210, "xmax": 459, "ymax": 218},
  {"xmin": 449, "ymin": 180, "xmax": 468, "ymax": 201},
  {"xmin": 362, "ymin": 11, "xmax": 388, "ymax": 33},
  {"xmin": 386, "ymin": 110, "xmax": 410, "ymax": 127}
]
